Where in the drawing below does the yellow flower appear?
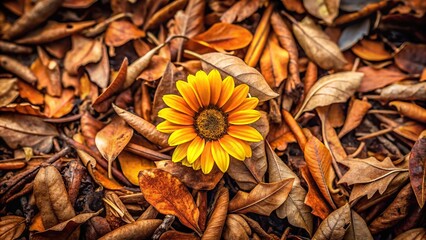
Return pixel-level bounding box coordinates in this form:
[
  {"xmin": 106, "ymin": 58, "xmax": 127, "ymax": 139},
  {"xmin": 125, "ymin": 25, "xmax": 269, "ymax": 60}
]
[{"xmin": 157, "ymin": 69, "xmax": 263, "ymax": 174}]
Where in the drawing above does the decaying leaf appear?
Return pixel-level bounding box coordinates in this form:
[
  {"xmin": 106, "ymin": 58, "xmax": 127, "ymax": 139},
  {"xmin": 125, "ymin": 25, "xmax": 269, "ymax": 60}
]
[
  {"xmin": 228, "ymin": 178, "xmax": 294, "ymax": 215},
  {"xmin": 395, "ymin": 43, "xmax": 426, "ymax": 74},
  {"xmin": 198, "ymin": 52, "xmax": 279, "ymax": 102},
  {"xmin": 312, "ymin": 203, "xmax": 351, "ymax": 240},
  {"xmin": 220, "ymin": 0, "xmax": 265, "ymax": 23},
  {"xmin": 139, "ymin": 169, "xmax": 201, "ymax": 234},
  {"xmin": 44, "ymin": 89, "xmax": 75, "ymax": 118},
  {"xmin": 295, "ymin": 72, "xmax": 364, "ymax": 119},
  {"xmin": 105, "ymin": 20, "xmax": 145, "ymax": 47},
  {"xmin": 409, "ymin": 137, "xmax": 426, "ymax": 208},
  {"xmin": 0, "ymin": 215, "xmax": 25, "ymax": 240}
]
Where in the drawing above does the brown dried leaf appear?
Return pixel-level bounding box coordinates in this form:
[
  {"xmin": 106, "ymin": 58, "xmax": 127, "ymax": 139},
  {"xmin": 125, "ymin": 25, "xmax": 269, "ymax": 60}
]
[
  {"xmin": 303, "ymin": 0, "xmax": 339, "ymax": 24},
  {"xmin": 228, "ymin": 178, "xmax": 294, "ymax": 215},
  {"xmin": 0, "ymin": 103, "xmax": 45, "ymax": 117},
  {"xmin": 394, "ymin": 228, "xmax": 426, "ymax": 240},
  {"xmin": 351, "ymin": 39, "xmax": 392, "ymax": 61},
  {"xmin": 0, "ymin": 113, "xmax": 58, "ymax": 152},
  {"xmin": 138, "ymin": 56, "xmax": 169, "ymax": 81},
  {"xmin": 390, "ymin": 101, "xmax": 426, "ymax": 123},
  {"xmin": 99, "ymin": 219, "xmax": 162, "ymax": 240},
  {"xmin": 281, "ymin": 0, "xmax": 305, "ymax": 13},
  {"xmin": 199, "ymin": 52, "xmax": 279, "ymax": 102},
  {"xmin": 293, "ymin": 17, "xmax": 347, "ymax": 70},
  {"xmin": 0, "ymin": 78, "xmax": 18, "ymax": 107},
  {"xmin": 294, "ymin": 72, "xmax": 363, "ymax": 119},
  {"xmin": 113, "ymin": 104, "xmax": 169, "ymax": 148},
  {"xmin": 0, "ymin": 55, "xmax": 37, "ymax": 84},
  {"xmin": 379, "ymin": 82, "xmax": 426, "ymax": 100},
  {"xmin": 86, "ymin": 45, "xmax": 110, "ymax": 88},
  {"xmin": 260, "ymin": 33, "xmax": 289, "ymax": 88},
  {"xmin": 64, "ymin": 35, "xmax": 103, "ymax": 75},
  {"xmin": 105, "ymin": 20, "xmax": 145, "ymax": 47},
  {"xmin": 0, "ymin": 215, "xmax": 25, "ymax": 240},
  {"xmin": 343, "ymin": 210, "xmax": 373, "ymax": 240},
  {"xmin": 338, "ymin": 98, "xmax": 372, "ymax": 138},
  {"xmin": 32, "ymin": 210, "xmax": 101, "ymax": 240},
  {"xmin": 16, "ymin": 80, "xmax": 44, "ymax": 105},
  {"xmin": 95, "ymin": 116, "xmax": 133, "ymax": 178},
  {"xmin": 202, "ymin": 187, "xmax": 229, "ymax": 239},
  {"xmin": 369, "ymin": 184, "xmax": 414, "ymax": 234},
  {"xmin": 223, "ymin": 214, "xmax": 251, "ymax": 240},
  {"xmin": 144, "ymin": 0, "xmax": 188, "ymax": 30},
  {"xmin": 160, "ymin": 230, "xmax": 199, "ymax": 240},
  {"xmin": 395, "ymin": 43, "xmax": 426, "ymax": 74},
  {"xmin": 220, "ymin": 0, "xmax": 264, "ymax": 23},
  {"xmin": 266, "ymin": 142, "xmax": 313, "ymax": 236},
  {"xmin": 192, "ymin": 23, "xmax": 253, "ymax": 51},
  {"xmin": 139, "ymin": 169, "xmax": 201, "ymax": 233},
  {"xmin": 304, "ymin": 136, "xmax": 337, "ymax": 209},
  {"xmin": 312, "ymin": 203, "xmax": 351, "ymax": 240},
  {"xmin": 409, "ymin": 137, "xmax": 426, "ymax": 208},
  {"xmin": 155, "ymin": 160, "xmax": 223, "ymax": 191},
  {"xmin": 358, "ymin": 66, "xmax": 409, "ymax": 92},
  {"xmin": 34, "ymin": 166, "xmax": 76, "ymax": 229},
  {"xmin": 16, "ymin": 21, "xmax": 95, "ymax": 45},
  {"xmin": 44, "ymin": 89, "xmax": 74, "ymax": 118}
]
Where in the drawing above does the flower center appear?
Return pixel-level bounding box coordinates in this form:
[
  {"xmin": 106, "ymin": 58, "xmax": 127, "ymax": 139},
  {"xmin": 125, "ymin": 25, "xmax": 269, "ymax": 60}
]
[{"xmin": 194, "ymin": 106, "xmax": 228, "ymax": 141}]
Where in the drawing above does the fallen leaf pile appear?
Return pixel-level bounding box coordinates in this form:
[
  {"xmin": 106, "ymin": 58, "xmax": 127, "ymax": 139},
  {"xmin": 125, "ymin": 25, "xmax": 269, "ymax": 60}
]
[{"xmin": 0, "ymin": 0, "xmax": 425, "ymax": 239}]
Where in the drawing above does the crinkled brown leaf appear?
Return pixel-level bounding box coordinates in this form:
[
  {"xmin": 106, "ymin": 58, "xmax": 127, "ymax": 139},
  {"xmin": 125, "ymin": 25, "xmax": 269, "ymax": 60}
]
[
  {"xmin": 409, "ymin": 137, "xmax": 426, "ymax": 208},
  {"xmin": 86, "ymin": 45, "xmax": 110, "ymax": 88},
  {"xmin": 228, "ymin": 178, "xmax": 294, "ymax": 215},
  {"xmin": 223, "ymin": 214, "xmax": 251, "ymax": 240},
  {"xmin": 312, "ymin": 203, "xmax": 351, "ymax": 240},
  {"xmin": 138, "ymin": 169, "xmax": 201, "ymax": 234},
  {"xmin": 0, "ymin": 215, "xmax": 25, "ymax": 240}
]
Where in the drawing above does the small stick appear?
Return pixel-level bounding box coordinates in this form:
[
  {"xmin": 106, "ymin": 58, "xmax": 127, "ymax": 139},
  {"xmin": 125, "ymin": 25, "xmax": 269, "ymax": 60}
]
[
  {"xmin": 357, "ymin": 127, "xmax": 394, "ymax": 141},
  {"xmin": 152, "ymin": 215, "xmax": 176, "ymax": 240},
  {"xmin": 43, "ymin": 112, "xmax": 84, "ymax": 123},
  {"xmin": 348, "ymin": 142, "xmax": 366, "ymax": 158}
]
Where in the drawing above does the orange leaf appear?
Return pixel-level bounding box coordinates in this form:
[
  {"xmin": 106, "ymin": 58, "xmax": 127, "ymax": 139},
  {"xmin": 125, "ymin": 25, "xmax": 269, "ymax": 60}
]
[
  {"xmin": 358, "ymin": 66, "xmax": 408, "ymax": 92},
  {"xmin": 390, "ymin": 101, "xmax": 426, "ymax": 123},
  {"xmin": 44, "ymin": 89, "xmax": 74, "ymax": 118},
  {"xmin": 105, "ymin": 20, "xmax": 145, "ymax": 47},
  {"xmin": 351, "ymin": 39, "xmax": 392, "ymax": 61},
  {"xmin": 138, "ymin": 169, "xmax": 201, "ymax": 234},
  {"xmin": 117, "ymin": 151, "xmax": 155, "ymax": 185},
  {"xmin": 17, "ymin": 80, "xmax": 44, "ymax": 105},
  {"xmin": 260, "ymin": 33, "xmax": 289, "ymax": 88},
  {"xmin": 338, "ymin": 98, "xmax": 372, "ymax": 138}
]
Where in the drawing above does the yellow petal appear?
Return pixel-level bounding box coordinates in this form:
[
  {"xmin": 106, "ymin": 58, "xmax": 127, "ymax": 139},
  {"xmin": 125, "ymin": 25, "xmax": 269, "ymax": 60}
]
[
  {"xmin": 176, "ymin": 80, "xmax": 201, "ymax": 112},
  {"xmin": 217, "ymin": 76, "xmax": 235, "ymax": 108},
  {"xmin": 158, "ymin": 108, "xmax": 193, "ymax": 125},
  {"xmin": 181, "ymin": 158, "xmax": 192, "ymax": 167},
  {"xmin": 234, "ymin": 138, "xmax": 252, "ymax": 158},
  {"xmin": 163, "ymin": 94, "xmax": 195, "ymax": 116},
  {"xmin": 218, "ymin": 135, "xmax": 246, "ymax": 160},
  {"xmin": 211, "ymin": 141, "xmax": 230, "ymax": 172},
  {"xmin": 228, "ymin": 125, "xmax": 263, "ymax": 142},
  {"xmin": 195, "ymin": 70, "xmax": 210, "ymax": 107},
  {"xmin": 187, "ymin": 136, "xmax": 205, "ymax": 164},
  {"xmin": 168, "ymin": 127, "xmax": 197, "ymax": 146},
  {"xmin": 208, "ymin": 69, "xmax": 222, "ymax": 105},
  {"xmin": 233, "ymin": 97, "xmax": 259, "ymax": 112},
  {"xmin": 156, "ymin": 121, "xmax": 183, "ymax": 133},
  {"xmin": 187, "ymin": 74, "xmax": 203, "ymax": 107},
  {"xmin": 222, "ymin": 84, "xmax": 249, "ymax": 112},
  {"xmin": 228, "ymin": 110, "xmax": 261, "ymax": 125},
  {"xmin": 172, "ymin": 141, "xmax": 190, "ymax": 162},
  {"xmin": 201, "ymin": 142, "xmax": 214, "ymax": 174}
]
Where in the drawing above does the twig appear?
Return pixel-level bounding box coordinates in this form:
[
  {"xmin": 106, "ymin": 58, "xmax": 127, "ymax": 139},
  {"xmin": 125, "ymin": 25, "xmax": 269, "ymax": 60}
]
[
  {"xmin": 43, "ymin": 112, "xmax": 84, "ymax": 123},
  {"xmin": 348, "ymin": 142, "xmax": 365, "ymax": 158},
  {"xmin": 152, "ymin": 215, "xmax": 176, "ymax": 240}
]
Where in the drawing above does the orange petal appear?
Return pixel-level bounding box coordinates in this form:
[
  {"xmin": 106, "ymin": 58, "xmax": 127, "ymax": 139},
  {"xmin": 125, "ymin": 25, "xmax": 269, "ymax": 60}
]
[
  {"xmin": 192, "ymin": 157, "xmax": 201, "ymax": 170},
  {"xmin": 156, "ymin": 121, "xmax": 183, "ymax": 133},
  {"xmin": 209, "ymin": 69, "xmax": 222, "ymax": 105},
  {"xmin": 168, "ymin": 127, "xmax": 197, "ymax": 146},
  {"xmin": 233, "ymin": 97, "xmax": 259, "ymax": 112},
  {"xmin": 163, "ymin": 94, "xmax": 195, "ymax": 116},
  {"xmin": 228, "ymin": 125, "xmax": 263, "ymax": 142},
  {"xmin": 176, "ymin": 80, "xmax": 201, "ymax": 112},
  {"xmin": 217, "ymin": 76, "xmax": 235, "ymax": 108},
  {"xmin": 222, "ymin": 84, "xmax": 249, "ymax": 112},
  {"xmin": 200, "ymin": 141, "xmax": 214, "ymax": 174},
  {"xmin": 218, "ymin": 135, "xmax": 246, "ymax": 160},
  {"xmin": 211, "ymin": 141, "xmax": 230, "ymax": 172},
  {"xmin": 194, "ymin": 70, "xmax": 210, "ymax": 107},
  {"xmin": 187, "ymin": 136, "xmax": 205, "ymax": 164},
  {"xmin": 158, "ymin": 108, "xmax": 193, "ymax": 125},
  {"xmin": 172, "ymin": 141, "xmax": 190, "ymax": 162},
  {"xmin": 228, "ymin": 109, "xmax": 261, "ymax": 125}
]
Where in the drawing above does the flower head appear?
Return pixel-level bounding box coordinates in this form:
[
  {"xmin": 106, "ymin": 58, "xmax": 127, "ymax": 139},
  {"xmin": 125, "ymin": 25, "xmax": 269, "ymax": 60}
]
[{"xmin": 157, "ymin": 69, "xmax": 263, "ymax": 174}]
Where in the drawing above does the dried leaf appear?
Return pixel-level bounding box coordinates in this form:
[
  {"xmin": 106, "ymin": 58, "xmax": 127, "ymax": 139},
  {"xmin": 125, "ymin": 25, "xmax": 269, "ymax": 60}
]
[
  {"xmin": 0, "ymin": 78, "xmax": 18, "ymax": 107},
  {"xmin": 390, "ymin": 101, "xmax": 426, "ymax": 123},
  {"xmin": 105, "ymin": 20, "xmax": 145, "ymax": 47},
  {"xmin": 192, "ymin": 23, "xmax": 253, "ymax": 51},
  {"xmin": 379, "ymin": 82, "xmax": 426, "ymax": 100},
  {"xmin": 86, "ymin": 45, "xmax": 110, "ymax": 88},
  {"xmin": 139, "ymin": 169, "xmax": 201, "ymax": 234},
  {"xmin": 293, "ymin": 17, "xmax": 347, "ymax": 70},
  {"xmin": 138, "ymin": 56, "xmax": 169, "ymax": 81},
  {"xmin": 99, "ymin": 219, "xmax": 162, "ymax": 240},
  {"xmin": 304, "ymin": 136, "xmax": 337, "ymax": 209},
  {"xmin": 351, "ymin": 39, "xmax": 392, "ymax": 61},
  {"xmin": 357, "ymin": 66, "xmax": 408, "ymax": 92},
  {"xmin": 34, "ymin": 166, "xmax": 76, "ymax": 229},
  {"xmin": 260, "ymin": 33, "xmax": 289, "ymax": 88},
  {"xmin": 199, "ymin": 52, "xmax": 279, "ymax": 102},
  {"xmin": 294, "ymin": 72, "xmax": 364, "ymax": 119},
  {"xmin": 303, "ymin": 0, "xmax": 339, "ymax": 24},
  {"xmin": 64, "ymin": 35, "xmax": 103, "ymax": 75},
  {"xmin": 223, "ymin": 214, "xmax": 251, "ymax": 240},
  {"xmin": 409, "ymin": 137, "xmax": 426, "ymax": 208},
  {"xmin": 118, "ymin": 151, "xmax": 155, "ymax": 185},
  {"xmin": 0, "ymin": 113, "xmax": 58, "ymax": 153},
  {"xmin": 266, "ymin": 142, "xmax": 313, "ymax": 236},
  {"xmin": 160, "ymin": 230, "xmax": 199, "ymax": 240},
  {"xmin": 394, "ymin": 228, "xmax": 426, "ymax": 240},
  {"xmin": 113, "ymin": 104, "xmax": 169, "ymax": 148},
  {"xmin": 338, "ymin": 98, "xmax": 372, "ymax": 138},
  {"xmin": 338, "ymin": 18, "xmax": 370, "ymax": 51},
  {"xmin": 369, "ymin": 184, "xmax": 414, "ymax": 234},
  {"xmin": 0, "ymin": 103, "xmax": 45, "ymax": 117},
  {"xmin": 0, "ymin": 55, "xmax": 37, "ymax": 84},
  {"xmin": 0, "ymin": 215, "xmax": 25, "ymax": 240},
  {"xmin": 395, "ymin": 43, "xmax": 426, "ymax": 74},
  {"xmin": 44, "ymin": 89, "xmax": 75, "ymax": 118},
  {"xmin": 220, "ymin": 0, "xmax": 264, "ymax": 23},
  {"xmin": 144, "ymin": 0, "xmax": 188, "ymax": 30},
  {"xmin": 228, "ymin": 178, "xmax": 294, "ymax": 215},
  {"xmin": 95, "ymin": 117, "xmax": 133, "ymax": 178},
  {"xmin": 312, "ymin": 203, "xmax": 351, "ymax": 240},
  {"xmin": 16, "ymin": 80, "xmax": 44, "ymax": 105},
  {"xmin": 202, "ymin": 187, "xmax": 229, "ymax": 239},
  {"xmin": 343, "ymin": 210, "xmax": 373, "ymax": 240}
]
